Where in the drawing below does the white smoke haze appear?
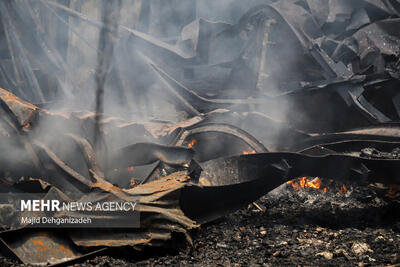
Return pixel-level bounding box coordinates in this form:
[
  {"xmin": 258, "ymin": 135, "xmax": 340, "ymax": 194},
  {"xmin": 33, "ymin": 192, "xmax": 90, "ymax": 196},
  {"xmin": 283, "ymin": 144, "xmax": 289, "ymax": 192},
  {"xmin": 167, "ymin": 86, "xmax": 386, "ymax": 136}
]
[{"xmin": 1, "ymin": 0, "xmax": 375, "ymax": 179}]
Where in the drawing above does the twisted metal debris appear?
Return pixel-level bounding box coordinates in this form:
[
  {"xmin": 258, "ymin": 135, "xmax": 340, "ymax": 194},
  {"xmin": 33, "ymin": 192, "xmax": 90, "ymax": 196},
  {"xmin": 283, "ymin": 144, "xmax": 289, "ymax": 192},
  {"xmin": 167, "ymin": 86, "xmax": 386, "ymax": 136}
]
[{"xmin": 0, "ymin": 0, "xmax": 399, "ymax": 265}]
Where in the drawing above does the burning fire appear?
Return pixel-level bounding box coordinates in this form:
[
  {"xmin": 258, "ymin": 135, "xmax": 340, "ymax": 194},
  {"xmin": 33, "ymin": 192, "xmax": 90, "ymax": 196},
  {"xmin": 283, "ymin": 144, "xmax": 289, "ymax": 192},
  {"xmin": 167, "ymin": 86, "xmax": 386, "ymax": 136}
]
[
  {"xmin": 287, "ymin": 177, "xmax": 324, "ymax": 191},
  {"xmin": 187, "ymin": 139, "xmax": 197, "ymax": 148},
  {"xmin": 339, "ymin": 184, "xmax": 347, "ymax": 195},
  {"xmin": 242, "ymin": 150, "xmax": 256, "ymax": 155},
  {"xmin": 287, "ymin": 177, "xmax": 350, "ymax": 195}
]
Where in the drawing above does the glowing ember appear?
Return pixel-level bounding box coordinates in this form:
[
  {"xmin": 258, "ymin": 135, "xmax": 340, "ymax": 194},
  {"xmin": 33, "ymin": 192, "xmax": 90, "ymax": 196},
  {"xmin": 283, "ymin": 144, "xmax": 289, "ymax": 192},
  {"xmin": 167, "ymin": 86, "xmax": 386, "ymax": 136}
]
[
  {"xmin": 187, "ymin": 139, "xmax": 197, "ymax": 148},
  {"xmin": 287, "ymin": 177, "xmax": 322, "ymax": 191},
  {"xmin": 287, "ymin": 177, "xmax": 350, "ymax": 195},
  {"xmin": 242, "ymin": 150, "xmax": 256, "ymax": 155},
  {"xmin": 385, "ymin": 184, "xmax": 400, "ymax": 199},
  {"xmin": 339, "ymin": 184, "xmax": 347, "ymax": 195}
]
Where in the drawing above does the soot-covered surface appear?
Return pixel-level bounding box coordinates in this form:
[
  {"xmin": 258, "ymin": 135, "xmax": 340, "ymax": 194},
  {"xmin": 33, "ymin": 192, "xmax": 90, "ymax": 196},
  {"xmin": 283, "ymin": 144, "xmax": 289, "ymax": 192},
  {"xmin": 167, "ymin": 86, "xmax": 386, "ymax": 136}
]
[{"xmin": 3, "ymin": 182, "xmax": 397, "ymax": 267}]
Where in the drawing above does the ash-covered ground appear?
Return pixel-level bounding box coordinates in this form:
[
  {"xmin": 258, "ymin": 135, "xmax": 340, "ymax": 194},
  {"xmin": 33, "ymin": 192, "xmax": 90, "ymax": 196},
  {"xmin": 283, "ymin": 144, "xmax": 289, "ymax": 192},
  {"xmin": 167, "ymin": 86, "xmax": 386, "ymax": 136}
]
[{"xmin": 3, "ymin": 181, "xmax": 399, "ymax": 267}]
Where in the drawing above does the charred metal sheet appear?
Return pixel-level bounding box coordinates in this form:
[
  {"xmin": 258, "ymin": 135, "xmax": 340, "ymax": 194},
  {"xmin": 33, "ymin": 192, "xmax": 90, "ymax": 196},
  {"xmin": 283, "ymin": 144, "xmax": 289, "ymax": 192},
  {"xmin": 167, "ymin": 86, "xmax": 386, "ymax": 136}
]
[
  {"xmin": 41, "ymin": 3, "xmax": 396, "ymax": 132},
  {"xmin": 33, "ymin": 140, "xmax": 92, "ymax": 191},
  {"xmin": 192, "ymin": 110, "xmax": 310, "ymax": 151},
  {"xmin": 174, "ymin": 109, "xmax": 400, "ymax": 153},
  {"xmin": 0, "ymin": 88, "xmax": 38, "ymax": 128},
  {"xmin": 299, "ymin": 140, "xmax": 400, "ymax": 156},
  {"xmin": 14, "ymin": 177, "xmax": 51, "ymax": 193},
  {"xmin": 0, "ymin": 229, "xmax": 106, "ymax": 266},
  {"xmin": 0, "ymin": 88, "xmax": 44, "ymax": 179},
  {"xmin": 150, "ymin": 58, "xmax": 400, "ymax": 131},
  {"xmin": 109, "ymin": 161, "xmax": 160, "ymax": 188},
  {"xmin": 111, "ymin": 142, "xmax": 195, "ymax": 167},
  {"xmin": 66, "ymin": 172, "xmax": 199, "ymax": 248},
  {"xmin": 0, "ymin": 90, "xmax": 201, "ymax": 264},
  {"xmin": 294, "ymin": 124, "xmax": 400, "ymax": 151},
  {"xmin": 181, "ymin": 151, "xmax": 400, "ymax": 223},
  {"xmin": 333, "ymin": 18, "xmax": 400, "ymax": 73},
  {"xmin": 200, "ymin": 152, "xmax": 400, "ymax": 187},
  {"xmin": 105, "ymin": 121, "xmax": 160, "ymax": 149},
  {"xmin": 0, "ymin": 170, "xmax": 199, "ymax": 265}
]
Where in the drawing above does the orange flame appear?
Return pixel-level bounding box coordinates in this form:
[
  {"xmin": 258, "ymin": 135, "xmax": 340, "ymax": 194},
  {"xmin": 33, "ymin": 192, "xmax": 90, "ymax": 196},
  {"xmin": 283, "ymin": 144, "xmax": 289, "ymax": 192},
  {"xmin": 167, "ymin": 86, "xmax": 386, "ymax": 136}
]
[
  {"xmin": 287, "ymin": 177, "xmax": 322, "ymax": 190},
  {"xmin": 187, "ymin": 139, "xmax": 197, "ymax": 148},
  {"xmin": 287, "ymin": 177, "xmax": 349, "ymax": 194},
  {"xmin": 242, "ymin": 150, "xmax": 256, "ymax": 155}
]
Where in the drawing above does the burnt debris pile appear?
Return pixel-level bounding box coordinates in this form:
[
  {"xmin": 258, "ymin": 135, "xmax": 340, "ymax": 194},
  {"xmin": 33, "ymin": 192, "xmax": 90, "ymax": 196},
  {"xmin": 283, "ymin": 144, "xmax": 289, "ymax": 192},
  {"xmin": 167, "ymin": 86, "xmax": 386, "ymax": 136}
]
[{"xmin": 0, "ymin": 0, "xmax": 399, "ymax": 265}]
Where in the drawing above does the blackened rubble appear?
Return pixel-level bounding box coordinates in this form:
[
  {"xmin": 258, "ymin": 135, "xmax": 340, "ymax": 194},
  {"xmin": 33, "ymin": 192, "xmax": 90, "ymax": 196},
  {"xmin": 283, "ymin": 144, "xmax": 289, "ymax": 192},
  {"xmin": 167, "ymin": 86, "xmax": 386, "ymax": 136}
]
[
  {"xmin": 0, "ymin": 0, "xmax": 399, "ymax": 266},
  {"xmin": 4, "ymin": 182, "xmax": 397, "ymax": 267}
]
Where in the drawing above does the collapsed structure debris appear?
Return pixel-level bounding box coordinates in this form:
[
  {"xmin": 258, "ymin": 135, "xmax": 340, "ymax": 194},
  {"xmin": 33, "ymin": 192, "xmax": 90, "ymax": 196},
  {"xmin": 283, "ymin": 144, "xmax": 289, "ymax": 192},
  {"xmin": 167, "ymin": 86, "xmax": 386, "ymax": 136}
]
[{"xmin": 0, "ymin": 0, "xmax": 399, "ymax": 265}]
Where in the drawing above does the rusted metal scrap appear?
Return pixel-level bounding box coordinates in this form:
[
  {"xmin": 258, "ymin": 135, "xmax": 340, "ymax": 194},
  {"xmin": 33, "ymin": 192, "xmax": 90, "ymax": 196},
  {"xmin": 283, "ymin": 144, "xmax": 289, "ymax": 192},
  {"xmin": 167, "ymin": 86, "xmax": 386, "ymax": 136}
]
[
  {"xmin": 0, "ymin": 89, "xmax": 193, "ymax": 264},
  {"xmin": 0, "ymin": 0, "xmax": 400, "ymax": 265},
  {"xmin": 0, "ymin": 91, "xmax": 199, "ymax": 264},
  {"xmin": 0, "ymin": 229, "xmax": 107, "ymax": 266},
  {"xmin": 0, "ymin": 88, "xmax": 271, "ymax": 265},
  {"xmin": 0, "ymin": 87, "xmax": 400, "ymax": 265},
  {"xmin": 0, "ymin": 172, "xmax": 199, "ymax": 265}
]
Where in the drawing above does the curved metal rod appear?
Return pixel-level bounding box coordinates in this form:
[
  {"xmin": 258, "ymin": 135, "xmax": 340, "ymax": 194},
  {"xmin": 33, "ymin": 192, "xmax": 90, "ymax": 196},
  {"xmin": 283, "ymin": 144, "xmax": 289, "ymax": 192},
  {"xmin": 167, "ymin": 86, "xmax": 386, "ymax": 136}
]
[{"xmin": 173, "ymin": 123, "xmax": 268, "ymax": 153}]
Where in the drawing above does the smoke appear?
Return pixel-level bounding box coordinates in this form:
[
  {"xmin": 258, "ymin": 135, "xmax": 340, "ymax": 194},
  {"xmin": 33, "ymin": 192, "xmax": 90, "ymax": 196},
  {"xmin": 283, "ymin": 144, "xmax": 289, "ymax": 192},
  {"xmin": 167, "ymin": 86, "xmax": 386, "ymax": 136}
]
[
  {"xmin": 0, "ymin": 1, "xmax": 289, "ymax": 111},
  {"xmin": 0, "ymin": 0, "xmax": 338, "ymax": 178}
]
